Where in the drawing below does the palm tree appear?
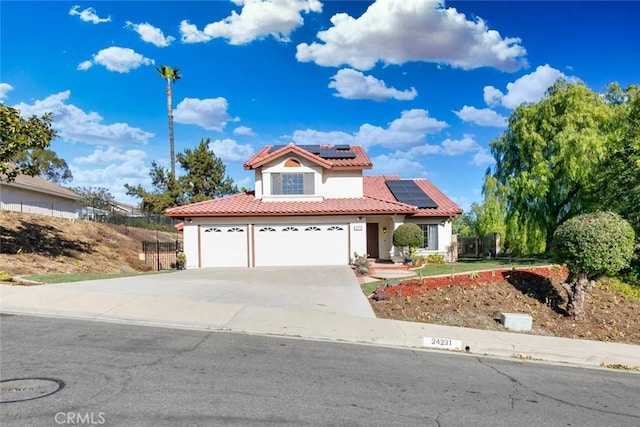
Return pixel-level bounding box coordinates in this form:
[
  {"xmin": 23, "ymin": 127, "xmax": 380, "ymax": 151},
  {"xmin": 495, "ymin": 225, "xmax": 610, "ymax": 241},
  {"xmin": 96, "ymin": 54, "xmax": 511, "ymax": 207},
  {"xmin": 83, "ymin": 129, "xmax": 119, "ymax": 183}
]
[{"xmin": 156, "ymin": 65, "xmax": 182, "ymax": 177}]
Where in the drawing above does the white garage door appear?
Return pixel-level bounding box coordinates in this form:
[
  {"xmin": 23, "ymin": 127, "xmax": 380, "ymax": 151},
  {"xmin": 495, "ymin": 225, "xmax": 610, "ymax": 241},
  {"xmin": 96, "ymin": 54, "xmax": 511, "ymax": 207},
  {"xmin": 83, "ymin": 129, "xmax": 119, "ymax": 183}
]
[
  {"xmin": 254, "ymin": 224, "xmax": 348, "ymax": 266},
  {"xmin": 200, "ymin": 225, "xmax": 248, "ymax": 267}
]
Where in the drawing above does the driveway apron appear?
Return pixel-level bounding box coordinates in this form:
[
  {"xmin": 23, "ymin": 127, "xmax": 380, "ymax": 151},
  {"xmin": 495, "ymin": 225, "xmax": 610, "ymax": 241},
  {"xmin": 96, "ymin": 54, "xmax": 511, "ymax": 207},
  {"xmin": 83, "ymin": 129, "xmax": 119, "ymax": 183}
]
[{"xmin": 44, "ymin": 266, "xmax": 375, "ymax": 318}]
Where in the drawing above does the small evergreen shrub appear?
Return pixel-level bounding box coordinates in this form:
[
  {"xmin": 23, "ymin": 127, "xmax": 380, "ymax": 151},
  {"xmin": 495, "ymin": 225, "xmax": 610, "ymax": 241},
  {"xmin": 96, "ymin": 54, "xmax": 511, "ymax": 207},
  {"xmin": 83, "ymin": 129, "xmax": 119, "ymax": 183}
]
[
  {"xmin": 393, "ymin": 224, "xmax": 424, "ymax": 255},
  {"xmin": 425, "ymin": 254, "xmax": 446, "ymax": 264}
]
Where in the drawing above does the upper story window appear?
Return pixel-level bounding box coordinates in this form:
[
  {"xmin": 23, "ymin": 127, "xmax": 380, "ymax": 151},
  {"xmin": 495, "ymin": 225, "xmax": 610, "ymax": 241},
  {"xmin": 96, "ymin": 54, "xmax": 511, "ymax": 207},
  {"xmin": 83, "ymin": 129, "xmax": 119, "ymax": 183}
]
[{"xmin": 271, "ymin": 172, "xmax": 314, "ymax": 195}]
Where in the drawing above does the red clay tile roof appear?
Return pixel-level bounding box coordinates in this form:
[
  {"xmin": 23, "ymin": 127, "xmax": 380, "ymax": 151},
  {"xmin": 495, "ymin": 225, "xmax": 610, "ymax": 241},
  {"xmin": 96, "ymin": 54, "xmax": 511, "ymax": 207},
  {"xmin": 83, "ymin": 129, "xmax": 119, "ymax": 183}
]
[
  {"xmin": 243, "ymin": 143, "xmax": 372, "ymax": 170},
  {"xmin": 165, "ymin": 192, "xmax": 415, "ymax": 217},
  {"xmin": 165, "ymin": 175, "xmax": 462, "ymax": 218},
  {"xmin": 363, "ymin": 175, "xmax": 463, "ymax": 217}
]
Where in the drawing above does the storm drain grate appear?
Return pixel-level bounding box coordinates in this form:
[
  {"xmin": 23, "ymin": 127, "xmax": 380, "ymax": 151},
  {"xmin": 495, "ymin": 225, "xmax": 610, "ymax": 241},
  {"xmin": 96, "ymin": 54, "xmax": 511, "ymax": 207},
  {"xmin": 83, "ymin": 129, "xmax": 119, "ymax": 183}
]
[{"xmin": 0, "ymin": 378, "xmax": 64, "ymax": 403}]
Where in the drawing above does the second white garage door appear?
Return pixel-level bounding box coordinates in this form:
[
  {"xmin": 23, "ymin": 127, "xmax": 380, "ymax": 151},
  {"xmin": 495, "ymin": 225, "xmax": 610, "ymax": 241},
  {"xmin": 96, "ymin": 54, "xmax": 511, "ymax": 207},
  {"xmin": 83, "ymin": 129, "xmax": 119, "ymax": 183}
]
[{"xmin": 254, "ymin": 224, "xmax": 348, "ymax": 266}]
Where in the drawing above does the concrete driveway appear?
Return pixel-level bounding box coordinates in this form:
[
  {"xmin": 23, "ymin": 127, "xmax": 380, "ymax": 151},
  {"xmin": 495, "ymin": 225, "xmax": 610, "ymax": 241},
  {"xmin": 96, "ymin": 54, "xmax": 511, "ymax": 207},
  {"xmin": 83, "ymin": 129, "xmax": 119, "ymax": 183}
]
[{"xmin": 43, "ymin": 266, "xmax": 375, "ymax": 318}]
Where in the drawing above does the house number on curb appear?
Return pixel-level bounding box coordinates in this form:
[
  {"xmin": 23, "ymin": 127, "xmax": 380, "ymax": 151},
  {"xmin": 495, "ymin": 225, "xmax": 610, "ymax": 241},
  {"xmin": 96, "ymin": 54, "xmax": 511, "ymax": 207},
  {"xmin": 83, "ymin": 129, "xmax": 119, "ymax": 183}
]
[
  {"xmin": 422, "ymin": 337, "xmax": 463, "ymax": 351},
  {"xmin": 0, "ymin": 378, "xmax": 65, "ymax": 403}
]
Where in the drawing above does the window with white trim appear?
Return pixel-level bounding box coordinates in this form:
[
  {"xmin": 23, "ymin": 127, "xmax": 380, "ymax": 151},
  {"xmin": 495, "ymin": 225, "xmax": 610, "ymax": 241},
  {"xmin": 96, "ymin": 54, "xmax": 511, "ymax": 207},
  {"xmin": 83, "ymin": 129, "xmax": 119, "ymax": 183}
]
[
  {"xmin": 420, "ymin": 224, "xmax": 438, "ymax": 250},
  {"xmin": 270, "ymin": 172, "xmax": 314, "ymax": 195}
]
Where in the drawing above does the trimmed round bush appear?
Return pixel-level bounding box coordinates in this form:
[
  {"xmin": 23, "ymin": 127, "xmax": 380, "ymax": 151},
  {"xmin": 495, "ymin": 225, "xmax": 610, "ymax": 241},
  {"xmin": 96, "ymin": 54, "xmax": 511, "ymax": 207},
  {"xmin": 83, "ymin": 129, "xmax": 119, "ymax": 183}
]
[
  {"xmin": 393, "ymin": 223, "xmax": 424, "ymax": 249},
  {"xmin": 552, "ymin": 211, "xmax": 635, "ymax": 277}
]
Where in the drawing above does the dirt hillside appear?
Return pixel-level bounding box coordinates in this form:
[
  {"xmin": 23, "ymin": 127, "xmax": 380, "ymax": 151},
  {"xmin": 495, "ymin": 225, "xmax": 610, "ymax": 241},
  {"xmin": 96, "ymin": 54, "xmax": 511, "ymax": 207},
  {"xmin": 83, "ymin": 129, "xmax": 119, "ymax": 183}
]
[{"xmin": 0, "ymin": 211, "xmax": 180, "ymax": 276}]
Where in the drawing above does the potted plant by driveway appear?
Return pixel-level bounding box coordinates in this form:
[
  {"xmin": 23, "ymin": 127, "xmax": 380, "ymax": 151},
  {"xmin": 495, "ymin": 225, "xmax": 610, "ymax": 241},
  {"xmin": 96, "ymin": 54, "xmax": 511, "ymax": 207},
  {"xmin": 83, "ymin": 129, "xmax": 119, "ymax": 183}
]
[
  {"xmin": 176, "ymin": 252, "xmax": 186, "ymax": 270},
  {"xmin": 392, "ymin": 224, "xmax": 424, "ymax": 264}
]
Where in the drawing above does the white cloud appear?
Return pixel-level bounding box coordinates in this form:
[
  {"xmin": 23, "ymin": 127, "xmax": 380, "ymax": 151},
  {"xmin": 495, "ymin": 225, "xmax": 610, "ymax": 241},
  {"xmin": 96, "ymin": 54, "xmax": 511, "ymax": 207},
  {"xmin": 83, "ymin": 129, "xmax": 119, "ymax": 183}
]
[
  {"xmin": 0, "ymin": 83, "xmax": 14, "ymax": 100},
  {"xmin": 486, "ymin": 64, "xmax": 574, "ymax": 109},
  {"xmin": 125, "ymin": 21, "xmax": 175, "ymax": 47},
  {"xmin": 179, "ymin": 20, "xmax": 212, "ymax": 44},
  {"xmin": 79, "ymin": 47, "xmax": 154, "ymax": 73},
  {"xmin": 233, "ymin": 126, "xmax": 255, "ymax": 136},
  {"xmin": 329, "ymin": 68, "xmax": 417, "ymax": 101},
  {"xmin": 296, "ymin": 0, "xmax": 527, "ymax": 72},
  {"xmin": 77, "ymin": 60, "xmax": 93, "ymax": 71},
  {"xmin": 69, "ymin": 5, "xmax": 111, "ymax": 24},
  {"xmin": 173, "ymin": 97, "xmax": 239, "ymax": 131},
  {"xmin": 179, "ymin": 0, "xmax": 322, "ymax": 45},
  {"xmin": 369, "ymin": 154, "xmax": 428, "ymax": 177},
  {"xmin": 483, "ymin": 86, "xmax": 503, "ymax": 107},
  {"xmin": 74, "ymin": 146, "xmax": 147, "ymax": 165},
  {"xmin": 70, "ymin": 150, "xmax": 150, "ymax": 204},
  {"xmin": 290, "ymin": 109, "xmax": 447, "ymax": 149},
  {"xmin": 454, "ymin": 106, "xmax": 507, "ymax": 127},
  {"xmin": 472, "ymin": 148, "xmax": 494, "ymax": 166},
  {"xmin": 291, "ymin": 129, "xmax": 354, "ymax": 146},
  {"xmin": 208, "ymin": 139, "xmax": 255, "ymax": 162},
  {"xmin": 355, "ymin": 109, "xmax": 448, "ymax": 148},
  {"xmin": 13, "ymin": 91, "xmax": 154, "ymax": 146},
  {"xmin": 440, "ymin": 135, "xmax": 479, "ymax": 156},
  {"xmin": 392, "ymin": 134, "xmax": 492, "ymax": 166}
]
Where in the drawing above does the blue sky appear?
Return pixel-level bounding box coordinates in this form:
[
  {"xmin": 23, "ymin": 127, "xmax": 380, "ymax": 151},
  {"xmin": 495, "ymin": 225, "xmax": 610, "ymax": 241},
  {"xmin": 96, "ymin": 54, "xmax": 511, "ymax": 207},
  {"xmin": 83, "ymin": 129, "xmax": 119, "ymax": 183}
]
[{"xmin": 2, "ymin": 1, "xmax": 638, "ymax": 211}]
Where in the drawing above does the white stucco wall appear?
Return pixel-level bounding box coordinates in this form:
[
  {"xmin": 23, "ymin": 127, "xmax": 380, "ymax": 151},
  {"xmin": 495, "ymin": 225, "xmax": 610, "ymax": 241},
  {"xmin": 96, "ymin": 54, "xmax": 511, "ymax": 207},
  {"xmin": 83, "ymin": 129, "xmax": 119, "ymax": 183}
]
[
  {"xmin": 180, "ymin": 215, "xmax": 367, "ymax": 268},
  {"xmin": 0, "ymin": 185, "xmax": 78, "ymax": 219},
  {"xmin": 259, "ymin": 157, "xmax": 323, "ymax": 201},
  {"xmin": 321, "ymin": 170, "xmax": 363, "ymax": 198}
]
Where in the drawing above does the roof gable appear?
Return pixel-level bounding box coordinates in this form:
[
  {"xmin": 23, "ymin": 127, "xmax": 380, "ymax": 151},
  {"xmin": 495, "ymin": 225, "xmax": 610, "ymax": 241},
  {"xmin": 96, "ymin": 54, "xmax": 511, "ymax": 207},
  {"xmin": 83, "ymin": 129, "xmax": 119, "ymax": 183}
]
[{"xmin": 244, "ymin": 143, "xmax": 372, "ymax": 171}]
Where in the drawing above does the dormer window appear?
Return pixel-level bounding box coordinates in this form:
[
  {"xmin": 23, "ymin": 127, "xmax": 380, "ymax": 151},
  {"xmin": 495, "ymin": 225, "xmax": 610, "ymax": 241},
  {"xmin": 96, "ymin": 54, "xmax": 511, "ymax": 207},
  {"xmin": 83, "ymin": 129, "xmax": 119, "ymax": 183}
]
[{"xmin": 271, "ymin": 172, "xmax": 314, "ymax": 195}]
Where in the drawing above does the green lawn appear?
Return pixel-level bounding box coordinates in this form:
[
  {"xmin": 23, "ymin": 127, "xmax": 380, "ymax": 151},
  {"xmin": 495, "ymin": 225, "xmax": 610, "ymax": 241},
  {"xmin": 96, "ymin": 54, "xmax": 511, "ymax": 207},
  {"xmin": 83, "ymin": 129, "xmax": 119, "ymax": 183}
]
[
  {"xmin": 413, "ymin": 257, "xmax": 552, "ymax": 277},
  {"xmin": 23, "ymin": 270, "xmax": 172, "ymax": 284}
]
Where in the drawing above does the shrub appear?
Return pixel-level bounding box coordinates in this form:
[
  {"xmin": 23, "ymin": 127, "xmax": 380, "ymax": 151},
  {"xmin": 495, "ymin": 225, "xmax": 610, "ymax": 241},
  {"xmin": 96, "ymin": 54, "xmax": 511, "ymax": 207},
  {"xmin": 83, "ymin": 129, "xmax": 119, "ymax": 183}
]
[
  {"xmin": 425, "ymin": 254, "xmax": 445, "ymax": 264},
  {"xmin": 393, "ymin": 223, "xmax": 424, "ymax": 250},
  {"xmin": 552, "ymin": 211, "xmax": 635, "ymax": 319},
  {"xmin": 351, "ymin": 252, "xmax": 369, "ymax": 275},
  {"xmin": 0, "ymin": 270, "xmax": 13, "ymax": 282}
]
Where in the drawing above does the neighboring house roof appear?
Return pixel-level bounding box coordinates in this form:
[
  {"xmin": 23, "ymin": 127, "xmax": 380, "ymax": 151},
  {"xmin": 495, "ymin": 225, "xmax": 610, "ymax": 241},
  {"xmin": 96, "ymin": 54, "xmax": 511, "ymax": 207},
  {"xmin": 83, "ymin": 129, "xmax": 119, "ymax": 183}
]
[
  {"xmin": 165, "ymin": 192, "xmax": 415, "ymax": 217},
  {"xmin": 244, "ymin": 143, "xmax": 373, "ymax": 170},
  {"xmin": 363, "ymin": 175, "xmax": 463, "ymax": 217},
  {"xmin": 0, "ymin": 173, "xmax": 82, "ymax": 200}
]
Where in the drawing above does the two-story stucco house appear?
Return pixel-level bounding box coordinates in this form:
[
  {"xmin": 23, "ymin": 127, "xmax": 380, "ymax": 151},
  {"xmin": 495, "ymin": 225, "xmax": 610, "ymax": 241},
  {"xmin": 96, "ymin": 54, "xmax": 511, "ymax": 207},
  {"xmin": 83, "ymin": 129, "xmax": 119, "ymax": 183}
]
[{"xmin": 165, "ymin": 144, "xmax": 462, "ymax": 269}]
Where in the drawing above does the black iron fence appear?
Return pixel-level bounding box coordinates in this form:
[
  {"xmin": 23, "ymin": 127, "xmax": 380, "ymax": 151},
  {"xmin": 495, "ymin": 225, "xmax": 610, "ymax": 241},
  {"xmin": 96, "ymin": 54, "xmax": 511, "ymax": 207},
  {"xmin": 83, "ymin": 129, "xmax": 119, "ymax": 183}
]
[
  {"xmin": 458, "ymin": 233, "xmax": 501, "ymax": 258},
  {"xmin": 142, "ymin": 240, "xmax": 184, "ymax": 271}
]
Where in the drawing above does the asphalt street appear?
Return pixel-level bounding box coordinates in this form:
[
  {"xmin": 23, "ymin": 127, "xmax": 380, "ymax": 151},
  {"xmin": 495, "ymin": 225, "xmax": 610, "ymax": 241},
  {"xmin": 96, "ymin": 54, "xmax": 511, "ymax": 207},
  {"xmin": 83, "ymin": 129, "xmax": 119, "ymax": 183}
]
[{"xmin": 1, "ymin": 315, "xmax": 639, "ymax": 426}]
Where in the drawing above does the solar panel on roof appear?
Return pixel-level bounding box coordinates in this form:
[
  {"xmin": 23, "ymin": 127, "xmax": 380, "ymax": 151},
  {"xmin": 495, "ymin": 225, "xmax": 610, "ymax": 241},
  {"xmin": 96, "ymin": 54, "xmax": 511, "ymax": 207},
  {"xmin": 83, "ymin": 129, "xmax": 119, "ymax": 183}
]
[
  {"xmin": 334, "ymin": 144, "xmax": 351, "ymax": 150},
  {"xmin": 319, "ymin": 148, "xmax": 356, "ymax": 159},
  {"xmin": 385, "ymin": 180, "xmax": 438, "ymax": 209}
]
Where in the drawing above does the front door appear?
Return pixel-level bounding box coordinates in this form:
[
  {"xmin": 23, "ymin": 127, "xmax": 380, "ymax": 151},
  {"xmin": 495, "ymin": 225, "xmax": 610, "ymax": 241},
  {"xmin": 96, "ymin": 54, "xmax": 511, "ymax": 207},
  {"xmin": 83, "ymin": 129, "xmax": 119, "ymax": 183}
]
[{"xmin": 366, "ymin": 223, "xmax": 379, "ymax": 259}]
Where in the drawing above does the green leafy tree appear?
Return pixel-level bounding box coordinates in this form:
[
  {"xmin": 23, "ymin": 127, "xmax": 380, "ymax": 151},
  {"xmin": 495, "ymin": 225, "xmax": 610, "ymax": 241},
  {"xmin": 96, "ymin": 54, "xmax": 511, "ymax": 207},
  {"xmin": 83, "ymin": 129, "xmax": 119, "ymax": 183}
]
[
  {"xmin": 125, "ymin": 139, "xmax": 238, "ymax": 213},
  {"xmin": 589, "ymin": 84, "xmax": 640, "ymax": 233},
  {"xmin": 0, "ymin": 103, "xmax": 58, "ymax": 181},
  {"xmin": 15, "ymin": 148, "xmax": 72, "ymax": 184},
  {"xmin": 467, "ymin": 175, "xmax": 507, "ymax": 238},
  {"xmin": 393, "ymin": 223, "xmax": 424, "ymax": 259},
  {"xmin": 125, "ymin": 161, "xmax": 183, "ymax": 214},
  {"xmin": 156, "ymin": 65, "xmax": 181, "ymax": 177},
  {"xmin": 73, "ymin": 186, "xmax": 116, "ymax": 210},
  {"xmin": 552, "ymin": 212, "xmax": 635, "ymax": 320},
  {"xmin": 490, "ymin": 80, "xmax": 614, "ymax": 252},
  {"xmin": 177, "ymin": 138, "xmax": 238, "ymax": 203}
]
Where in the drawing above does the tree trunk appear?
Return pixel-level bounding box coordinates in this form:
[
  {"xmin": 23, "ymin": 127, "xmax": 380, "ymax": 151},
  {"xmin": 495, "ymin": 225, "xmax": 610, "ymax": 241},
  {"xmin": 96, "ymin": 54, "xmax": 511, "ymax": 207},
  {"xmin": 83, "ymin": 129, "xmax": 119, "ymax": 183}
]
[
  {"xmin": 561, "ymin": 272, "xmax": 594, "ymax": 321},
  {"xmin": 166, "ymin": 79, "xmax": 175, "ymax": 178}
]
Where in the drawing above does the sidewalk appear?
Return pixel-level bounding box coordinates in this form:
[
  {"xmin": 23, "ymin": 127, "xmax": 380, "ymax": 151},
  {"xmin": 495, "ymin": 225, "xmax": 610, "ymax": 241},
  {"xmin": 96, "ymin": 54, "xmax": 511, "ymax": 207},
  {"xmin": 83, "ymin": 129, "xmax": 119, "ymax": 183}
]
[{"xmin": 1, "ymin": 283, "xmax": 639, "ymax": 371}]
